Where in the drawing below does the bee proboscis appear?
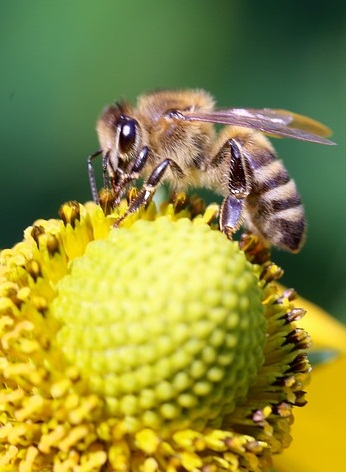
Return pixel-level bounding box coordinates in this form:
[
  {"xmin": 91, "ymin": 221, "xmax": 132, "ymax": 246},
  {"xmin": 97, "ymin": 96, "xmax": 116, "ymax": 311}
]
[{"xmin": 88, "ymin": 89, "xmax": 335, "ymax": 252}]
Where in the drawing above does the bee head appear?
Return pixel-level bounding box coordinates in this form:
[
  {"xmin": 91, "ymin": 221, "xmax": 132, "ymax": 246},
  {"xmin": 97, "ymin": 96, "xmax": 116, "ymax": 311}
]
[{"xmin": 97, "ymin": 101, "xmax": 142, "ymax": 173}]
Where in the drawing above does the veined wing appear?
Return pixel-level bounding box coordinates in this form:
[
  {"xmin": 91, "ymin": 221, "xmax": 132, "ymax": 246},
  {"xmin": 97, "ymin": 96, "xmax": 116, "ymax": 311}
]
[{"xmin": 177, "ymin": 108, "xmax": 335, "ymax": 145}]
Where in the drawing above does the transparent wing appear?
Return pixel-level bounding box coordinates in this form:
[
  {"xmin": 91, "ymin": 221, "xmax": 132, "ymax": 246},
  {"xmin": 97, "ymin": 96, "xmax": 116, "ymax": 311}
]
[{"xmin": 177, "ymin": 108, "xmax": 335, "ymax": 145}]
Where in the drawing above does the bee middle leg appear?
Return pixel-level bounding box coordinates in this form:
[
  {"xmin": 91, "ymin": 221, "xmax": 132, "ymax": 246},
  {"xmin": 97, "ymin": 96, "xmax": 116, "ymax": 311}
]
[
  {"xmin": 210, "ymin": 139, "xmax": 251, "ymax": 238},
  {"xmin": 113, "ymin": 154, "xmax": 184, "ymax": 227}
]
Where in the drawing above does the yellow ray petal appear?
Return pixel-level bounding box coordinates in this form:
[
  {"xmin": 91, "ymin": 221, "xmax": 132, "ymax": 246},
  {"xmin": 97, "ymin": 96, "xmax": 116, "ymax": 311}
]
[{"xmin": 274, "ymin": 291, "xmax": 346, "ymax": 472}]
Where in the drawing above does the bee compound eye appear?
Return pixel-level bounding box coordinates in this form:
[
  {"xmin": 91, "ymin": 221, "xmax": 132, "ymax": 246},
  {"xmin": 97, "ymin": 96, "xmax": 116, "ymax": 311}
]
[{"xmin": 118, "ymin": 116, "xmax": 138, "ymax": 154}]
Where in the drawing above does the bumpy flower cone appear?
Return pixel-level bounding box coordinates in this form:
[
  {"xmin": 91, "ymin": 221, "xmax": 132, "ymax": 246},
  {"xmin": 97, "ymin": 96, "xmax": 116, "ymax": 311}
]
[{"xmin": 0, "ymin": 191, "xmax": 311, "ymax": 472}]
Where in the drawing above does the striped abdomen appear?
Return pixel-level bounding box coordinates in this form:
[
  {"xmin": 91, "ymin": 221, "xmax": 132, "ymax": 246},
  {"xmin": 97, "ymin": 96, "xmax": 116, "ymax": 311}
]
[{"xmin": 244, "ymin": 149, "xmax": 306, "ymax": 252}]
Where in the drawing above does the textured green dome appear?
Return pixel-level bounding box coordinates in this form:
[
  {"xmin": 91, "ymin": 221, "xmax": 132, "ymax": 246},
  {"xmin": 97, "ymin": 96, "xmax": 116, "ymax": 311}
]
[{"xmin": 52, "ymin": 216, "xmax": 267, "ymax": 434}]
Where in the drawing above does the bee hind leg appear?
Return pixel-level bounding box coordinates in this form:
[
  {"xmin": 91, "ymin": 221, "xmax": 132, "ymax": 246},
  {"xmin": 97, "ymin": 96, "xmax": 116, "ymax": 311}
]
[
  {"xmin": 219, "ymin": 194, "xmax": 244, "ymax": 238},
  {"xmin": 217, "ymin": 139, "xmax": 251, "ymax": 238}
]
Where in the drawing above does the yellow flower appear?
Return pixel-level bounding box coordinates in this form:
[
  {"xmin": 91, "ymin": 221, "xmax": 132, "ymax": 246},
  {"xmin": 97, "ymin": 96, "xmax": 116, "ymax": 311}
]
[
  {"xmin": 0, "ymin": 192, "xmax": 311, "ymax": 472},
  {"xmin": 274, "ymin": 295, "xmax": 346, "ymax": 472}
]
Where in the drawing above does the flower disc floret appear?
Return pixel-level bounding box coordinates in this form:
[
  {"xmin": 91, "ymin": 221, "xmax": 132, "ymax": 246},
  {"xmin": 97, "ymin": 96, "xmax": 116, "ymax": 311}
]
[{"xmin": 51, "ymin": 216, "xmax": 266, "ymax": 434}]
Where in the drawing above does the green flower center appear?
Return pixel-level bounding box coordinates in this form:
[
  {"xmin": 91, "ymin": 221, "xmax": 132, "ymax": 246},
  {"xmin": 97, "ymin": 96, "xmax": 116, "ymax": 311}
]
[{"xmin": 51, "ymin": 216, "xmax": 267, "ymax": 434}]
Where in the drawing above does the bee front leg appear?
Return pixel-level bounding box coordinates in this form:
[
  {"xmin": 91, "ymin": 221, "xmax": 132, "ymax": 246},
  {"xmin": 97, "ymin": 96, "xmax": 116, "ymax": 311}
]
[
  {"xmin": 87, "ymin": 148, "xmax": 103, "ymax": 203},
  {"xmin": 111, "ymin": 146, "xmax": 151, "ymax": 205},
  {"xmin": 114, "ymin": 157, "xmax": 184, "ymax": 227},
  {"xmin": 218, "ymin": 139, "xmax": 252, "ymax": 238},
  {"xmin": 87, "ymin": 148, "xmax": 117, "ymax": 203}
]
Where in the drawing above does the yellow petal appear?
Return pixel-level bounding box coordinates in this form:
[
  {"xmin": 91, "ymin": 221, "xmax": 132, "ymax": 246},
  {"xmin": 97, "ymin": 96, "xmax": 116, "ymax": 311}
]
[{"xmin": 274, "ymin": 291, "xmax": 346, "ymax": 472}]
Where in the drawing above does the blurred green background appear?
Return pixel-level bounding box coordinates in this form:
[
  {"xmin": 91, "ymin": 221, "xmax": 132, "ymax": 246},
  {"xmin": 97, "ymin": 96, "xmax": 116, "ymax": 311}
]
[{"xmin": 1, "ymin": 0, "xmax": 345, "ymax": 322}]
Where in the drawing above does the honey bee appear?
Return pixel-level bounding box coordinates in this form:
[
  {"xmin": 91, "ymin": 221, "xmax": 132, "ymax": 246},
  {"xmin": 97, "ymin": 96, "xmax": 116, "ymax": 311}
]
[{"xmin": 88, "ymin": 89, "xmax": 335, "ymax": 252}]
